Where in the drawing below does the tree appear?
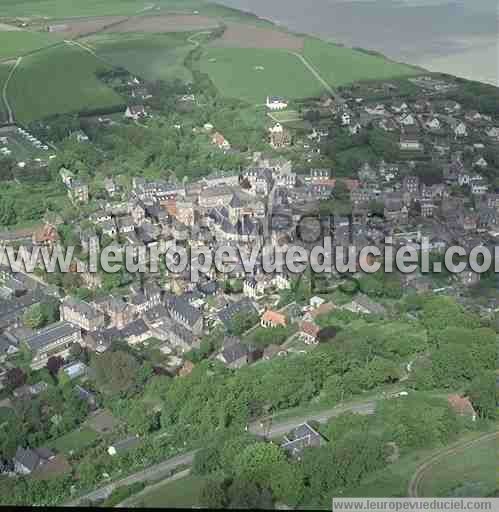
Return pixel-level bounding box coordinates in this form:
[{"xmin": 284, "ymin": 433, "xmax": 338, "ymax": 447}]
[
  {"xmin": 467, "ymin": 371, "xmax": 496, "ymax": 420},
  {"xmin": 23, "ymin": 304, "xmax": 46, "ymax": 329},
  {"xmin": 46, "ymin": 356, "xmax": 65, "ymax": 376},
  {"xmin": 227, "ymin": 477, "xmax": 273, "ymax": 509},
  {"xmin": 5, "ymin": 367, "xmax": 27, "ymax": 391},
  {"xmin": 234, "ymin": 441, "xmax": 286, "ymax": 483},
  {"xmin": 199, "ymin": 477, "xmax": 227, "ymax": 509},
  {"xmin": 192, "ymin": 445, "xmax": 222, "ymax": 475},
  {"xmin": 91, "ymin": 349, "xmax": 140, "ymax": 395},
  {"xmin": 69, "ymin": 342, "xmax": 83, "ymax": 360}
]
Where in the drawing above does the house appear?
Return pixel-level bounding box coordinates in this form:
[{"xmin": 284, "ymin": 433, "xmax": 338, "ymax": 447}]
[
  {"xmin": 167, "ymin": 296, "xmax": 203, "ymax": 336},
  {"xmin": 68, "ymin": 180, "xmax": 89, "ymax": 204},
  {"xmin": 243, "ymin": 277, "xmax": 265, "ymax": 299},
  {"xmin": 300, "ymin": 321, "xmax": 320, "ymax": 344},
  {"xmin": 269, "ymin": 123, "xmax": 291, "ymax": 149},
  {"xmin": 266, "ymin": 96, "xmax": 288, "ymax": 111},
  {"xmin": 212, "ymin": 132, "xmax": 231, "ymax": 151},
  {"xmin": 473, "ymin": 157, "xmax": 488, "ymax": 169},
  {"xmin": 60, "ymin": 297, "xmax": 105, "ymax": 332},
  {"xmin": 124, "ymin": 105, "xmax": 146, "ymax": 120},
  {"xmin": 108, "ymin": 436, "xmax": 141, "ymax": 456},
  {"xmin": 24, "ymin": 322, "xmax": 82, "ymax": 370},
  {"xmin": 13, "ymin": 446, "xmax": 55, "ymax": 475},
  {"xmin": 447, "ymin": 394, "xmax": 477, "ymax": 421},
  {"xmin": 216, "ymin": 338, "xmax": 251, "ymax": 369},
  {"xmin": 217, "ymin": 299, "xmax": 258, "ymax": 330},
  {"xmin": 261, "ymin": 310, "xmax": 287, "ymax": 328},
  {"xmin": 280, "ymin": 422, "xmax": 326, "ymax": 458},
  {"xmin": 310, "ymin": 296, "xmax": 325, "ymax": 309},
  {"xmin": 104, "ymin": 177, "xmax": 118, "ymax": 197},
  {"xmin": 32, "ymin": 223, "xmax": 59, "ymax": 246},
  {"xmin": 453, "ymin": 121, "xmax": 468, "ymax": 138},
  {"xmin": 62, "ymin": 361, "xmax": 88, "ymax": 380},
  {"xmin": 399, "ymin": 127, "xmax": 422, "ymax": 151},
  {"xmin": 341, "ymin": 112, "xmax": 351, "ymax": 126},
  {"xmin": 425, "ymin": 117, "xmax": 441, "ymax": 131},
  {"xmin": 342, "ymin": 294, "xmax": 385, "ymax": 316}
]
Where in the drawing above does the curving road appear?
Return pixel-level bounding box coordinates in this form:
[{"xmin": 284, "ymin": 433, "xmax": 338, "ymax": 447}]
[
  {"xmin": 408, "ymin": 430, "xmax": 498, "ymax": 498},
  {"xmin": 65, "ymin": 450, "xmax": 197, "ymax": 507},
  {"xmin": 2, "ymin": 57, "xmax": 21, "ymax": 124}
]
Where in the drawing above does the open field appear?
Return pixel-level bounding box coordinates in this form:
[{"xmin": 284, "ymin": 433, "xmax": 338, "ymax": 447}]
[
  {"xmin": 268, "ymin": 110, "xmax": 302, "ymax": 123},
  {"xmin": 211, "ymin": 22, "xmax": 304, "ymax": 50},
  {"xmin": 32, "ymin": 16, "xmax": 129, "ymax": 39},
  {"xmin": 416, "ymin": 433, "xmax": 497, "ymax": 497},
  {"xmin": 89, "ymin": 32, "xmax": 194, "ymax": 82},
  {"xmin": 201, "ymin": 47, "xmax": 325, "ymax": 104},
  {"xmin": 102, "ymin": 14, "xmax": 219, "ymax": 33},
  {"xmin": 0, "ymin": 63, "xmax": 13, "ymax": 123},
  {"xmin": 8, "ymin": 43, "xmax": 124, "ymax": 123},
  {"xmin": 49, "ymin": 427, "xmax": 100, "ymax": 455},
  {"xmin": 127, "ymin": 474, "xmax": 205, "ymax": 508},
  {"xmin": 303, "ymin": 38, "xmax": 419, "ymax": 88},
  {"xmin": 0, "ymin": 30, "xmax": 60, "ymax": 60}
]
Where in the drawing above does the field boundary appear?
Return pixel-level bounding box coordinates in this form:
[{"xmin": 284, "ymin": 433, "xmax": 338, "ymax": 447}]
[{"xmin": 408, "ymin": 430, "xmax": 498, "ymax": 497}]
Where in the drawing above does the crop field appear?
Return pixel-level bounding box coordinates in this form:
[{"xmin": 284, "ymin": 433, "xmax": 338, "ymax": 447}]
[
  {"xmin": 303, "ymin": 38, "xmax": 418, "ymax": 88},
  {"xmin": 89, "ymin": 32, "xmax": 193, "ymax": 82},
  {"xmin": 8, "ymin": 43, "xmax": 123, "ymax": 123},
  {"xmin": 201, "ymin": 47, "xmax": 326, "ymax": 104},
  {"xmin": 31, "ymin": 16, "xmax": 129, "ymax": 39},
  {"xmin": 210, "ymin": 23, "xmax": 304, "ymax": 50},
  {"xmin": 0, "ymin": 30, "xmax": 60, "ymax": 60}
]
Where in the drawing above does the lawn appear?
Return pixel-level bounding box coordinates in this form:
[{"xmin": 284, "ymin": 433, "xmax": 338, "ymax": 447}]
[
  {"xmin": 303, "ymin": 38, "xmax": 418, "ymax": 88},
  {"xmin": 269, "ymin": 110, "xmax": 302, "ymax": 123},
  {"xmin": 8, "ymin": 43, "xmax": 124, "ymax": 123},
  {"xmin": 0, "ymin": 31, "xmax": 60, "ymax": 61},
  {"xmin": 128, "ymin": 474, "xmax": 205, "ymax": 508},
  {"xmin": 89, "ymin": 32, "xmax": 193, "ymax": 83},
  {"xmin": 417, "ymin": 434, "xmax": 497, "ymax": 497},
  {"xmin": 200, "ymin": 47, "xmax": 326, "ymax": 104},
  {"xmin": 49, "ymin": 427, "xmax": 100, "ymax": 455}
]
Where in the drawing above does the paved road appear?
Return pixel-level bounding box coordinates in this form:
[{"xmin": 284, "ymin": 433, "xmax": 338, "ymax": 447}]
[
  {"xmin": 2, "ymin": 57, "xmax": 21, "ymax": 123},
  {"xmin": 408, "ymin": 431, "xmax": 498, "ymax": 497},
  {"xmin": 249, "ymin": 399, "xmax": 376, "ymax": 438},
  {"xmin": 65, "ymin": 450, "xmax": 197, "ymax": 506}
]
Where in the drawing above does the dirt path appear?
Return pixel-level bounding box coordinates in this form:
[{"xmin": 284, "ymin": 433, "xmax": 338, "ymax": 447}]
[
  {"xmin": 290, "ymin": 51, "xmax": 343, "ymax": 104},
  {"xmin": 408, "ymin": 430, "xmax": 498, "ymax": 497},
  {"xmin": 2, "ymin": 56, "xmax": 21, "ymax": 123}
]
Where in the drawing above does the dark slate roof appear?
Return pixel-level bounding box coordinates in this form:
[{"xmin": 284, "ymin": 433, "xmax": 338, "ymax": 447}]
[
  {"xmin": 0, "ymin": 334, "xmax": 11, "ymax": 355},
  {"xmin": 217, "ymin": 299, "xmax": 257, "ymax": 327},
  {"xmin": 119, "ymin": 319, "xmax": 149, "ymax": 338},
  {"xmin": 220, "ymin": 342, "xmax": 249, "ymax": 364},
  {"xmin": 167, "ymin": 296, "xmax": 202, "ymax": 327},
  {"xmin": 197, "ymin": 280, "xmax": 218, "ymax": 296},
  {"xmin": 14, "ymin": 447, "xmax": 39, "ymax": 472},
  {"xmin": 24, "ymin": 322, "xmax": 80, "ymax": 351}
]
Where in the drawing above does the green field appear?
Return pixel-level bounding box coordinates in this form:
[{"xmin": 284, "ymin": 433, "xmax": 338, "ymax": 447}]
[
  {"xmin": 0, "ymin": 129, "xmax": 52, "ymax": 161},
  {"xmin": 0, "ymin": 31, "xmax": 60, "ymax": 61},
  {"xmin": 201, "ymin": 47, "xmax": 326, "ymax": 104},
  {"xmin": 49, "ymin": 427, "xmax": 100, "ymax": 455},
  {"xmin": 303, "ymin": 38, "xmax": 418, "ymax": 88},
  {"xmin": 89, "ymin": 32, "xmax": 193, "ymax": 83},
  {"xmin": 418, "ymin": 435, "xmax": 497, "ymax": 497},
  {"xmin": 129, "ymin": 474, "xmax": 205, "ymax": 508},
  {"xmin": 8, "ymin": 43, "xmax": 123, "ymax": 123},
  {"xmin": 0, "ymin": 0, "xmax": 264, "ymax": 20},
  {"xmin": 0, "ymin": 63, "xmax": 13, "ymax": 123}
]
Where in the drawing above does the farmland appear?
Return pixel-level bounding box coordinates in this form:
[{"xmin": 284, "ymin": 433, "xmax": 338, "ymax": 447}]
[
  {"xmin": 0, "ymin": 30, "xmax": 60, "ymax": 61},
  {"xmin": 303, "ymin": 38, "xmax": 418, "ymax": 88},
  {"xmin": 200, "ymin": 47, "xmax": 326, "ymax": 104},
  {"xmin": 8, "ymin": 43, "xmax": 124, "ymax": 123},
  {"xmin": 0, "ymin": 63, "xmax": 13, "ymax": 123},
  {"xmin": 89, "ymin": 32, "xmax": 194, "ymax": 83}
]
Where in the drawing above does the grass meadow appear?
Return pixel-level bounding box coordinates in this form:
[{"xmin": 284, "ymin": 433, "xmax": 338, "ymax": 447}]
[
  {"xmin": 201, "ymin": 47, "xmax": 326, "ymax": 104},
  {"xmin": 0, "ymin": 31, "xmax": 60, "ymax": 61},
  {"xmin": 303, "ymin": 38, "xmax": 419, "ymax": 88},
  {"xmin": 89, "ymin": 32, "xmax": 193, "ymax": 83},
  {"xmin": 9, "ymin": 43, "xmax": 123, "ymax": 123}
]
